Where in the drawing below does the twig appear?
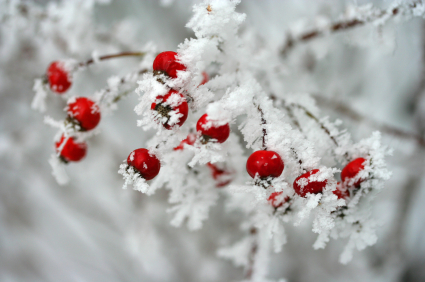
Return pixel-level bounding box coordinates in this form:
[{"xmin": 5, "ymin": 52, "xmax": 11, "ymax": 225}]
[
  {"xmin": 280, "ymin": 1, "xmax": 421, "ymax": 56},
  {"xmin": 257, "ymin": 105, "xmax": 267, "ymax": 150},
  {"xmin": 313, "ymin": 94, "xmax": 425, "ymax": 147},
  {"xmin": 79, "ymin": 51, "xmax": 146, "ymax": 68}
]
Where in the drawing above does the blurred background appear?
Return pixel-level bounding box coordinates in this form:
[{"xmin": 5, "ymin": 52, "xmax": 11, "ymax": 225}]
[{"xmin": 1, "ymin": 0, "xmax": 425, "ymax": 281}]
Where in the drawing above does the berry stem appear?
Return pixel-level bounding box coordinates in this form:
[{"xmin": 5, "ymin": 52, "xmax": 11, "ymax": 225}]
[
  {"xmin": 79, "ymin": 51, "xmax": 146, "ymax": 68},
  {"xmin": 280, "ymin": 1, "xmax": 421, "ymax": 56}
]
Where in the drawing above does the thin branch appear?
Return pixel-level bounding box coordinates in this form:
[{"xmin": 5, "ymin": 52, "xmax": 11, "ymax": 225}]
[
  {"xmin": 79, "ymin": 51, "xmax": 146, "ymax": 68},
  {"xmin": 280, "ymin": 1, "xmax": 421, "ymax": 56},
  {"xmin": 257, "ymin": 105, "xmax": 267, "ymax": 150},
  {"xmin": 313, "ymin": 94, "xmax": 425, "ymax": 147}
]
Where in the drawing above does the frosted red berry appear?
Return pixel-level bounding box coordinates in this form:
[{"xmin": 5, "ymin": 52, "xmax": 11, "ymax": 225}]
[
  {"xmin": 153, "ymin": 51, "xmax": 186, "ymax": 78},
  {"xmin": 47, "ymin": 61, "xmax": 72, "ymax": 94},
  {"xmin": 246, "ymin": 150, "xmax": 284, "ymax": 179},
  {"xmin": 341, "ymin": 158, "xmax": 367, "ymax": 187},
  {"xmin": 293, "ymin": 169, "xmax": 327, "ymax": 197},
  {"xmin": 268, "ymin": 191, "xmax": 290, "ymax": 208},
  {"xmin": 333, "ymin": 182, "xmax": 349, "ymax": 199},
  {"xmin": 55, "ymin": 135, "xmax": 87, "ymax": 162},
  {"xmin": 174, "ymin": 133, "xmax": 196, "ymax": 151},
  {"xmin": 196, "ymin": 114, "xmax": 230, "ymax": 143},
  {"xmin": 151, "ymin": 90, "xmax": 189, "ymax": 130},
  {"xmin": 127, "ymin": 148, "xmax": 161, "ymax": 181},
  {"xmin": 67, "ymin": 97, "xmax": 101, "ymax": 131},
  {"xmin": 207, "ymin": 163, "xmax": 232, "ymax": 187}
]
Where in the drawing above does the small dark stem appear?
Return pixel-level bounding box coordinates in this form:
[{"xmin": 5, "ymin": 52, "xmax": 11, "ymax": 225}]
[
  {"xmin": 292, "ymin": 103, "xmax": 339, "ymax": 147},
  {"xmin": 79, "ymin": 51, "xmax": 146, "ymax": 68},
  {"xmin": 257, "ymin": 104, "xmax": 267, "ymax": 150}
]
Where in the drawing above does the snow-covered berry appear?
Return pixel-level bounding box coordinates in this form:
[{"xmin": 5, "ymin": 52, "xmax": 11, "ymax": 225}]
[
  {"xmin": 174, "ymin": 133, "xmax": 196, "ymax": 151},
  {"xmin": 196, "ymin": 114, "xmax": 230, "ymax": 143},
  {"xmin": 341, "ymin": 157, "xmax": 367, "ymax": 187},
  {"xmin": 55, "ymin": 135, "xmax": 87, "ymax": 162},
  {"xmin": 333, "ymin": 182, "xmax": 349, "ymax": 199},
  {"xmin": 127, "ymin": 148, "xmax": 161, "ymax": 180},
  {"xmin": 207, "ymin": 163, "xmax": 232, "ymax": 187},
  {"xmin": 293, "ymin": 169, "xmax": 327, "ymax": 197},
  {"xmin": 153, "ymin": 51, "xmax": 186, "ymax": 78},
  {"xmin": 151, "ymin": 90, "xmax": 189, "ymax": 130},
  {"xmin": 268, "ymin": 191, "xmax": 289, "ymax": 208},
  {"xmin": 246, "ymin": 150, "xmax": 284, "ymax": 179},
  {"xmin": 47, "ymin": 61, "xmax": 72, "ymax": 94},
  {"xmin": 67, "ymin": 97, "xmax": 101, "ymax": 131}
]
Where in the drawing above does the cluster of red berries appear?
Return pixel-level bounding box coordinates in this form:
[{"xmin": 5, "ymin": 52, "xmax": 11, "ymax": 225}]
[
  {"xmin": 245, "ymin": 150, "xmax": 367, "ymax": 208},
  {"xmin": 55, "ymin": 97, "xmax": 101, "ymax": 162},
  {"xmin": 126, "ymin": 52, "xmax": 231, "ymax": 181},
  {"xmin": 46, "ymin": 60, "xmax": 102, "ymax": 162}
]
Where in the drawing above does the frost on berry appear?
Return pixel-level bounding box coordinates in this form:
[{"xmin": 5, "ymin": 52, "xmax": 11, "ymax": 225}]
[
  {"xmin": 67, "ymin": 97, "xmax": 101, "ymax": 131},
  {"xmin": 47, "ymin": 60, "xmax": 75, "ymax": 94},
  {"xmin": 55, "ymin": 135, "xmax": 87, "ymax": 162},
  {"xmin": 151, "ymin": 90, "xmax": 189, "ymax": 130}
]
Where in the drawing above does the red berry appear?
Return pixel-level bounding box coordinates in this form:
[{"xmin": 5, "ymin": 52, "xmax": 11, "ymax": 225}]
[
  {"xmin": 153, "ymin": 51, "xmax": 186, "ymax": 78},
  {"xmin": 67, "ymin": 97, "xmax": 101, "ymax": 131},
  {"xmin": 127, "ymin": 148, "xmax": 161, "ymax": 181},
  {"xmin": 293, "ymin": 169, "xmax": 327, "ymax": 197},
  {"xmin": 333, "ymin": 182, "xmax": 349, "ymax": 199},
  {"xmin": 196, "ymin": 114, "xmax": 230, "ymax": 143},
  {"xmin": 55, "ymin": 135, "xmax": 87, "ymax": 162},
  {"xmin": 47, "ymin": 61, "xmax": 72, "ymax": 94},
  {"xmin": 268, "ymin": 191, "xmax": 290, "ymax": 208},
  {"xmin": 151, "ymin": 90, "xmax": 189, "ymax": 130},
  {"xmin": 207, "ymin": 163, "xmax": 232, "ymax": 187},
  {"xmin": 341, "ymin": 158, "xmax": 367, "ymax": 187},
  {"xmin": 174, "ymin": 133, "xmax": 196, "ymax": 151},
  {"xmin": 200, "ymin": 72, "xmax": 209, "ymax": 85},
  {"xmin": 246, "ymin": 150, "xmax": 284, "ymax": 179}
]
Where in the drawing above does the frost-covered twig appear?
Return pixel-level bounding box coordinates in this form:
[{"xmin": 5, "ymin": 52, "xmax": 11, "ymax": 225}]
[
  {"xmin": 280, "ymin": 1, "xmax": 424, "ymax": 56},
  {"xmin": 313, "ymin": 94, "xmax": 425, "ymax": 147}
]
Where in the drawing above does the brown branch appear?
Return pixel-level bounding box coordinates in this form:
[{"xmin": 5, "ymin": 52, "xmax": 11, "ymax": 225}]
[
  {"xmin": 79, "ymin": 51, "xmax": 146, "ymax": 68},
  {"xmin": 280, "ymin": 2, "xmax": 420, "ymax": 56},
  {"xmin": 313, "ymin": 94, "xmax": 425, "ymax": 147}
]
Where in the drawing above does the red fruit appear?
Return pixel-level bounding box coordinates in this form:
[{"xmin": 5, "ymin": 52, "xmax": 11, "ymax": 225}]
[
  {"xmin": 174, "ymin": 133, "xmax": 196, "ymax": 151},
  {"xmin": 200, "ymin": 72, "xmax": 209, "ymax": 85},
  {"xmin": 55, "ymin": 135, "xmax": 87, "ymax": 162},
  {"xmin": 333, "ymin": 182, "xmax": 349, "ymax": 199},
  {"xmin": 196, "ymin": 114, "xmax": 230, "ymax": 143},
  {"xmin": 127, "ymin": 148, "xmax": 161, "ymax": 181},
  {"xmin": 246, "ymin": 150, "xmax": 284, "ymax": 179},
  {"xmin": 207, "ymin": 163, "xmax": 232, "ymax": 187},
  {"xmin": 268, "ymin": 191, "xmax": 290, "ymax": 208},
  {"xmin": 341, "ymin": 158, "xmax": 367, "ymax": 187},
  {"xmin": 151, "ymin": 90, "xmax": 189, "ymax": 130},
  {"xmin": 67, "ymin": 97, "xmax": 101, "ymax": 131},
  {"xmin": 47, "ymin": 61, "xmax": 72, "ymax": 94},
  {"xmin": 293, "ymin": 169, "xmax": 327, "ymax": 197},
  {"xmin": 153, "ymin": 51, "xmax": 186, "ymax": 78}
]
